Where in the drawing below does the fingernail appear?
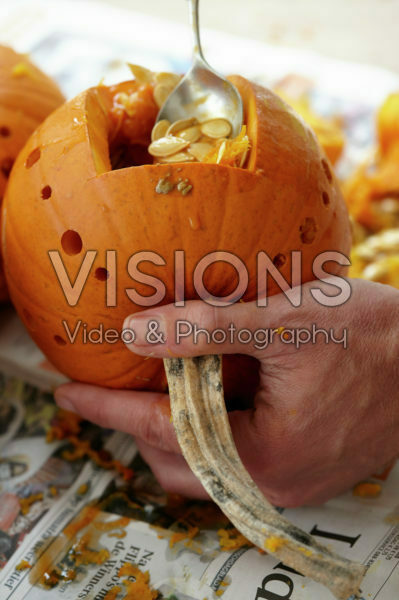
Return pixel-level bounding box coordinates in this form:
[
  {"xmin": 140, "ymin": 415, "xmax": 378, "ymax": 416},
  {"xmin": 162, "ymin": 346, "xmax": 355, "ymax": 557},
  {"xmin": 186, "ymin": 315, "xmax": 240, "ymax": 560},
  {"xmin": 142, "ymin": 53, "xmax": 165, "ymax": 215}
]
[
  {"xmin": 123, "ymin": 314, "xmax": 167, "ymax": 347},
  {"xmin": 54, "ymin": 389, "xmax": 75, "ymax": 412}
]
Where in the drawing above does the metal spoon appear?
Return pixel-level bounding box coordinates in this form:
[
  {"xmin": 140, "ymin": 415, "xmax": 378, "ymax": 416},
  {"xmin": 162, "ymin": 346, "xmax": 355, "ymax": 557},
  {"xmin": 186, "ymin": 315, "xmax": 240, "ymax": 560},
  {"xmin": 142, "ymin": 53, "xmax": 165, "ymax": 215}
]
[{"xmin": 156, "ymin": 0, "xmax": 243, "ymax": 136}]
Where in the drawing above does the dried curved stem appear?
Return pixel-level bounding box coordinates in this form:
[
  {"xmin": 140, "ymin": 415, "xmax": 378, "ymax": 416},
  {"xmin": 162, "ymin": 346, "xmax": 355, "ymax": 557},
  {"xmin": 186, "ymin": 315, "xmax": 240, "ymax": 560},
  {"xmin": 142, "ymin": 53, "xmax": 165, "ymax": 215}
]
[{"xmin": 164, "ymin": 354, "xmax": 366, "ymax": 600}]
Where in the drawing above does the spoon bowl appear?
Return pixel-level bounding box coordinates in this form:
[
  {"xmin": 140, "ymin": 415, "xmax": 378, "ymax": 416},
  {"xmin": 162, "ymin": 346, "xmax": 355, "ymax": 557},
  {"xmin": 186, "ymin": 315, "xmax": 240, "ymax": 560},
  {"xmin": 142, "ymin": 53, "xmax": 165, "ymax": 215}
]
[{"xmin": 156, "ymin": 0, "xmax": 243, "ymax": 137}]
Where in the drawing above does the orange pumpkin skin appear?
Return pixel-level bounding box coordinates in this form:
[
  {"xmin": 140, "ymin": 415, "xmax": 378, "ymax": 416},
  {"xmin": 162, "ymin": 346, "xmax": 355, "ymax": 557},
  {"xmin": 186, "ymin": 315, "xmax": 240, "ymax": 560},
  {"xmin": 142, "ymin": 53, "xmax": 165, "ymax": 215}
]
[
  {"xmin": 0, "ymin": 45, "xmax": 64, "ymax": 300},
  {"xmin": 2, "ymin": 75, "xmax": 351, "ymax": 391}
]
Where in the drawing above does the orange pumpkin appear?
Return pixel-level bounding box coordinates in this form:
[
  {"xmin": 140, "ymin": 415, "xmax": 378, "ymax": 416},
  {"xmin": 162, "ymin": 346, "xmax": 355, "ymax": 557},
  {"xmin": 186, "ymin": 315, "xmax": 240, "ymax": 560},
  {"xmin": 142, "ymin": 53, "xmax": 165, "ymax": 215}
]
[
  {"xmin": 377, "ymin": 92, "xmax": 399, "ymax": 156},
  {"xmin": 344, "ymin": 93, "xmax": 399, "ymax": 232},
  {"xmin": 2, "ymin": 74, "xmax": 351, "ymax": 392},
  {"xmin": 0, "ymin": 45, "xmax": 64, "ymax": 300}
]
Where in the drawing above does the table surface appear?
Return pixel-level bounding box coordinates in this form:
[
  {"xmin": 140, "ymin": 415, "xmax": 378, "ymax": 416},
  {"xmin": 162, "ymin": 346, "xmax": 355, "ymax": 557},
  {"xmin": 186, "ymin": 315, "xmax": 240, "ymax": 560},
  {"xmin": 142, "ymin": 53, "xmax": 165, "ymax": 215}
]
[{"xmin": 93, "ymin": 0, "xmax": 399, "ymax": 76}]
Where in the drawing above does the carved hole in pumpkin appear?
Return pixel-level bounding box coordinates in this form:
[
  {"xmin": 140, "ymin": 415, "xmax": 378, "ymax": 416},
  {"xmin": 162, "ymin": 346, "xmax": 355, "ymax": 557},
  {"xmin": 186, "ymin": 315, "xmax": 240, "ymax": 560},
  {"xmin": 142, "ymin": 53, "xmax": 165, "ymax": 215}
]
[
  {"xmin": 299, "ymin": 217, "xmax": 317, "ymax": 244},
  {"xmin": 61, "ymin": 230, "xmax": 83, "ymax": 255},
  {"xmin": 25, "ymin": 147, "xmax": 41, "ymax": 169},
  {"xmin": 95, "ymin": 267, "xmax": 109, "ymax": 281},
  {"xmin": 41, "ymin": 185, "xmax": 52, "ymax": 199},
  {"xmin": 322, "ymin": 191, "xmax": 330, "ymax": 206},
  {"xmin": 0, "ymin": 126, "xmax": 11, "ymax": 137},
  {"xmin": 54, "ymin": 335, "xmax": 67, "ymax": 346},
  {"xmin": 273, "ymin": 253, "xmax": 286, "ymax": 268},
  {"xmin": 1, "ymin": 157, "xmax": 14, "ymax": 179},
  {"xmin": 321, "ymin": 159, "xmax": 333, "ymax": 183}
]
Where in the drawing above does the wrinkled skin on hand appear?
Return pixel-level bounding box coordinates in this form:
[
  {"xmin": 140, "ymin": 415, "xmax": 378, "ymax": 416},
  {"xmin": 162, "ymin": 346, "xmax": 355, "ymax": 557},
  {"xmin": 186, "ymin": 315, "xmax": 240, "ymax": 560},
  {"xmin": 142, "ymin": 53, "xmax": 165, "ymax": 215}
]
[{"xmin": 55, "ymin": 278, "xmax": 399, "ymax": 508}]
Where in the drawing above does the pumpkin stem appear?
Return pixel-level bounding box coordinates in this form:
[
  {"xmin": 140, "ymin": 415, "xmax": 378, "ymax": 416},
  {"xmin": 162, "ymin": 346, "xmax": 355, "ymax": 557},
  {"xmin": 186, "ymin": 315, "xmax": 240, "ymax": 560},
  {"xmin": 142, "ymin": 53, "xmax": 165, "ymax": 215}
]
[{"xmin": 163, "ymin": 354, "xmax": 366, "ymax": 600}]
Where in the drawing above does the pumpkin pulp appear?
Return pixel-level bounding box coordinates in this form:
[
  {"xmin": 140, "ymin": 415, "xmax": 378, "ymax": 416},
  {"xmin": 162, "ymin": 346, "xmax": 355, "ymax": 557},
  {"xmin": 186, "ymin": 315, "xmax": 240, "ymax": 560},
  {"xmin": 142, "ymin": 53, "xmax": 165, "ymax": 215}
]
[{"xmin": 89, "ymin": 80, "xmax": 251, "ymax": 173}]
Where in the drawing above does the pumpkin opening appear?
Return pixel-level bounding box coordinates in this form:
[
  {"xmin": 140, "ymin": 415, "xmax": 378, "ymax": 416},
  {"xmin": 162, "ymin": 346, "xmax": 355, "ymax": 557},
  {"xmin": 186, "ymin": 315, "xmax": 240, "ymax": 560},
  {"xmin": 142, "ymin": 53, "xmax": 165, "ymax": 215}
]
[
  {"xmin": 107, "ymin": 81, "xmax": 158, "ymax": 171},
  {"xmin": 93, "ymin": 78, "xmax": 252, "ymax": 173},
  {"xmin": 61, "ymin": 230, "xmax": 83, "ymax": 256}
]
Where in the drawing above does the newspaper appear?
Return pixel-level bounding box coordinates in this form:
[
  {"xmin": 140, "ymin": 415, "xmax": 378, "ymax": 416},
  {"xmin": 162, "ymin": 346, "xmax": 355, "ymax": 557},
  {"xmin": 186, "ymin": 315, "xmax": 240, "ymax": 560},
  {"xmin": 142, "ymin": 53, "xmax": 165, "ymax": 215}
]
[
  {"xmin": 0, "ymin": 376, "xmax": 398, "ymax": 600},
  {"xmin": 0, "ymin": 1, "xmax": 398, "ymax": 599},
  {"xmin": 0, "ymin": 309, "xmax": 67, "ymax": 392}
]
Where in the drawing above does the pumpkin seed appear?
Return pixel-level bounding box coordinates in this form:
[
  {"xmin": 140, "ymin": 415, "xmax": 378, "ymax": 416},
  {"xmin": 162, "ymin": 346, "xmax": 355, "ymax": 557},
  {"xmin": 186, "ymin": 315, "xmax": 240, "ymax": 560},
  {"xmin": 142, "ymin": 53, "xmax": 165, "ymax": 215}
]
[
  {"xmin": 158, "ymin": 151, "xmax": 195, "ymax": 163},
  {"xmin": 363, "ymin": 261, "xmax": 390, "ymax": 281},
  {"xmin": 177, "ymin": 125, "xmax": 202, "ymax": 143},
  {"xmin": 154, "ymin": 84, "xmax": 174, "ymax": 108},
  {"xmin": 127, "ymin": 63, "xmax": 154, "ymax": 84},
  {"xmin": 379, "ymin": 197, "xmax": 399, "ymax": 215},
  {"xmin": 151, "ymin": 119, "xmax": 170, "ymax": 141},
  {"xmin": 167, "ymin": 118, "xmax": 198, "ymax": 136},
  {"xmin": 188, "ymin": 142, "xmax": 213, "ymax": 161},
  {"xmin": 201, "ymin": 118, "xmax": 232, "ymax": 139},
  {"xmin": 148, "ymin": 136, "xmax": 190, "ymax": 157},
  {"xmin": 154, "ymin": 72, "xmax": 181, "ymax": 88}
]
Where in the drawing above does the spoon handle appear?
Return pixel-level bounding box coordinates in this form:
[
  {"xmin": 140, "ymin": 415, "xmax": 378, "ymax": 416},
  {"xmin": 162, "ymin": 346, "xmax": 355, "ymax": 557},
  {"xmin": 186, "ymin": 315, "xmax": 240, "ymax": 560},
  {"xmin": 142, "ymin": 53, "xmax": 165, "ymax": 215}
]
[{"xmin": 188, "ymin": 0, "xmax": 206, "ymax": 62}]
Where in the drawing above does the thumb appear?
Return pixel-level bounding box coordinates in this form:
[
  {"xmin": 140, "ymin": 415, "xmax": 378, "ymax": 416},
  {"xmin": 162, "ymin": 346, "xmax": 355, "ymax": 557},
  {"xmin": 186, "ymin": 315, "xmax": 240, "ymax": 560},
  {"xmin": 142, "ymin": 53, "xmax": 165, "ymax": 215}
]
[
  {"xmin": 122, "ymin": 277, "xmax": 348, "ymax": 359},
  {"xmin": 122, "ymin": 297, "xmax": 288, "ymax": 359}
]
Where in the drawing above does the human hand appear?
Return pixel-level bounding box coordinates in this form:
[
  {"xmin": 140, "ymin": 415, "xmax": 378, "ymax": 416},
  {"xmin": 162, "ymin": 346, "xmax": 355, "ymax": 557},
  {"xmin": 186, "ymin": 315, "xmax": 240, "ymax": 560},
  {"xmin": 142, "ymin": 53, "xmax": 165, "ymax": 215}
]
[{"xmin": 54, "ymin": 278, "xmax": 399, "ymax": 507}]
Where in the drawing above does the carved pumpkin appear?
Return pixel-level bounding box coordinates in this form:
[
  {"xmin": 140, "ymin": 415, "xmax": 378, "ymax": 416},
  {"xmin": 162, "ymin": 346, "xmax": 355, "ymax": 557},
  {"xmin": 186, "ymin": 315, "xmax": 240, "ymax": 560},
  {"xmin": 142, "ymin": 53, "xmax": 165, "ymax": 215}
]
[
  {"xmin": 2, "ymin": 74, "xmax": 351, "ymax": 391},
  {"xmin": 0, "ymin": 45, "xmax": 64, "ymax": 300}
]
